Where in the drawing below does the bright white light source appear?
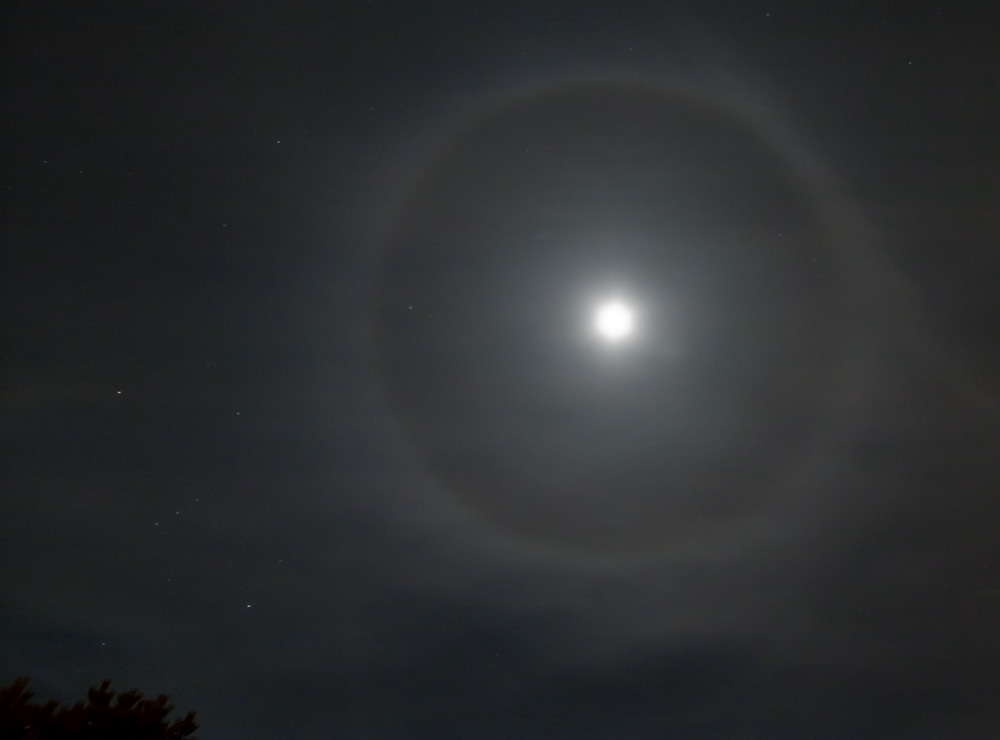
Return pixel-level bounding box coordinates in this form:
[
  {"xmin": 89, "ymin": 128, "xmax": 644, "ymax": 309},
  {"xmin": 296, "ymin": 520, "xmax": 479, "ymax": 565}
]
[{"xmin": 594, "ymin": 301, "xmax": 634, "ymax": 341}]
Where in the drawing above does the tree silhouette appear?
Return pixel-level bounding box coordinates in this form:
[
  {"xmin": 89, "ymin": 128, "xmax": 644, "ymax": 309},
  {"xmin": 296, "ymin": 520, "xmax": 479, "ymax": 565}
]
[{"xmin": 0, "ymin": 677, "xmax": 198, "ymax": 739}]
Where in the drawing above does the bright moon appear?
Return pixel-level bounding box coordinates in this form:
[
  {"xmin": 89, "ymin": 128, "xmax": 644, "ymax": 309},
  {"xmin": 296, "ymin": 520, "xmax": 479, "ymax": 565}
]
[{"xmin": 594, "ymin": 301, "xmax": 635, "ymax": 341}]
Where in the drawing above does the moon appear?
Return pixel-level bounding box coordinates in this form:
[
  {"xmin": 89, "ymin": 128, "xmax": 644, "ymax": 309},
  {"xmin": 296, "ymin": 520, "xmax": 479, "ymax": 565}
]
[{"xmin": 594, "ymin": 300, "xmax": 635, "ymax": 341}]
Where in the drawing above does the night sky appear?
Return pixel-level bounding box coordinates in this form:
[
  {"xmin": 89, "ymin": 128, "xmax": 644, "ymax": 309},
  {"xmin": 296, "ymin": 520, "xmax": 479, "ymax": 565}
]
[{"xmin": 4, "ymin": 2, "xmax": 1000, "ymax": 738}]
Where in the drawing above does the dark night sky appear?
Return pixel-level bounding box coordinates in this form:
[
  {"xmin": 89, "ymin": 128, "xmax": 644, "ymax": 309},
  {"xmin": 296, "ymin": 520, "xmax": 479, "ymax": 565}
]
[{"xmin": 4, "ymin": 2, "xmax": 1000, "ymax": 738}]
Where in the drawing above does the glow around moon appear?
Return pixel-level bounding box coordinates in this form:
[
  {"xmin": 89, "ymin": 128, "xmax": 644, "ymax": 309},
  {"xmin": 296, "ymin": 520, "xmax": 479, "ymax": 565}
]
[
  {"xmin": 594, "ymin": 300, "xmax": 635, "ymax": 341},
  {"xmin": 374, "ymin": 79, "xmax": 849, "ymax": 560}
]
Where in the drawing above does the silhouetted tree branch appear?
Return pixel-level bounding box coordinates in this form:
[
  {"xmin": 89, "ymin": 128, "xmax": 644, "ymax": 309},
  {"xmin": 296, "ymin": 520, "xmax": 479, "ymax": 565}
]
[{"xmin": 0, "ymin": 677, "xmax": 198, "ymax": 739}]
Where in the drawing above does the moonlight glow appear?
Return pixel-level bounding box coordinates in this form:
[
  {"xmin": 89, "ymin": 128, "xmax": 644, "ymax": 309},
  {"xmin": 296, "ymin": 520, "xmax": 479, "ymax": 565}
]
[{"xmin": 594, "ymin": 300, "xmax": 635, "ymax": 341}]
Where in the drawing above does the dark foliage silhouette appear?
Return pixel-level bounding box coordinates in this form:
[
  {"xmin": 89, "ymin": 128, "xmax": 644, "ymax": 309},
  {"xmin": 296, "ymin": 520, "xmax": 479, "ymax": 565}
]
[{"xmin": 0, "ymin": 677, "xmax": 198, "ymax": 739}]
